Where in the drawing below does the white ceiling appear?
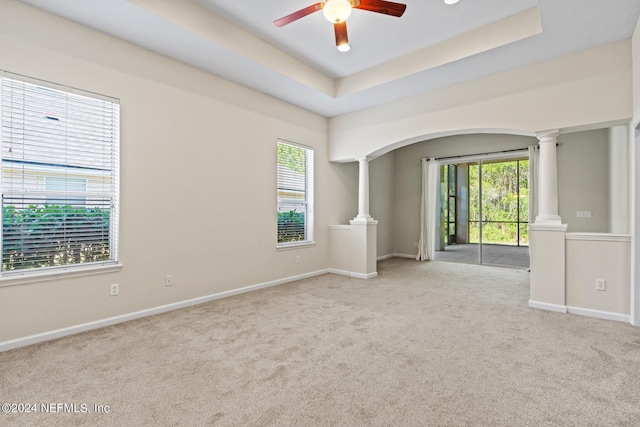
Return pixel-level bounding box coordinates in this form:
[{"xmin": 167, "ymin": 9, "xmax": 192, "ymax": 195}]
[
  {"xmin": 18, "ymin": 0, "xmax": 640, "ymax": 117},
  {"xmin": 195, "ymin": 0, "xmax": 539, "ymax": 77}
]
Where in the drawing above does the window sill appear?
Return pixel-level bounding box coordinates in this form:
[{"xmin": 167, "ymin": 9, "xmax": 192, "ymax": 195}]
[
  {"xmin": 0, "ymin": 263, "xmax": 123, "ymax": 288},
  {"xmin": 276, "ymin": 241, "xmax": 316, "ymax": 251}
]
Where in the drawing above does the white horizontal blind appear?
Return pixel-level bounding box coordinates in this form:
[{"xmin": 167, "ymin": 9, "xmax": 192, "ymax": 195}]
[
  {"xmin": 277, "ymin": 140, "xmax": 314, "ymax": 245},
  {"xmin": 0, "ymin": 73, "xmax": 119, "ymax": 273}
]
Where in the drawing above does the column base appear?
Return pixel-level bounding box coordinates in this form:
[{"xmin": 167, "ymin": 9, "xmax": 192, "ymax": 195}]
[
  {"xmin": 534, "ymin": 214, "xmax": 563, "ymax": 225},
  {"xmin": 530, "ymin": 223, "xmax": 567, "ymax": 232},
  {"xmin": 351, "ymin": 215, "xmax": 376, "ymax": 224}
]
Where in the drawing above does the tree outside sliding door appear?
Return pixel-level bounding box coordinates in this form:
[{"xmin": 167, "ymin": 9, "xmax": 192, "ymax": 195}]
[
  {"xmin": 518, "ymin": 160, "xmax": 529, "ymax": 245},
  {"xmin": 469, "ymin": 158, "xmax": 529, "ymax": 247}
]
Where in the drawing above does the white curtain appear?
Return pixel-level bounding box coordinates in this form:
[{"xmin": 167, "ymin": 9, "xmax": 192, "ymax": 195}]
[
  {"xmin": 528, "ymin": 145, "xmax": 539, "ymax": 224},
  {"xmin": 416, "ymin": 158, "xmax": 439, "ymax": 261}
]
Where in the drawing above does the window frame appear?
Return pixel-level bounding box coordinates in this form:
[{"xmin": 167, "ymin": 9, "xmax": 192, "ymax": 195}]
[
  {"xmin": 276, "ymin": 139, "xmax": 314, "ymax": 249},
  {"xmin": 0, "ymin": 71, "xmax": 121, "ymax": 284}
]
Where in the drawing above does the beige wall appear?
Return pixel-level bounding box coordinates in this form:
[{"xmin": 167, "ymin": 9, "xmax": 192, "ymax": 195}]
[
  {"xmin": 0, "ymin": 2, "xmax": 357, "ymax": 342},
  {"xmin": 329, "ymin": 162, "xmax": 359, "ymax": 224},
  {"xmin": 370, "ymin": 152, "xmax": 396, "ymax": 257},
  {"xmin": 557, "ymin": 129, "xmax": 610, "ymax": 232},
  {"xmin": 329, "ymin": 41, "xmax": 632, "ymax": 162},
  {"xmin": 566, "ymin": 236, "xmax": 631, "ymax": 316},
  {"xmin": 328, "ymin": 226, "xmax": 351, "ymax": 273}
]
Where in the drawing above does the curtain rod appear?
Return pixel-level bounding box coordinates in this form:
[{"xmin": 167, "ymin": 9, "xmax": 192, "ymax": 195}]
[
  {"xmin": 422, "ymin": 143, "xmax": 560, "ymax": 161},
  {"xmin": 422, "ymin": 147, "xmax": 529, "ymax": 162}
]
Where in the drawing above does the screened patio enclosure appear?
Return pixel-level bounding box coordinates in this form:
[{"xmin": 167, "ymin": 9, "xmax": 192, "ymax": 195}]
[{"xmin": 434, "ymin": 156, "xmax": 530, "ymax": 269}]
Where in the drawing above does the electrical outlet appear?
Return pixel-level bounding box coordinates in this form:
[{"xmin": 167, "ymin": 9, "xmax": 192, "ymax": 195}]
[
  {"xmin": 165, "ymin": 275, "xmax": 173, "ymax": 287},
  {"xmin": 595, "ymin": 279, "xmax": 606, "ymax": 291},
  {"xmin": 296, "ymin": 255, "xmax": 301, "ymax": 263},
  {"xmin": 576, "ymin": 211, "xmax": 592, "ymax": 218},
  {"xmin": 110, "ymin": 283, "xmax": 119, "ymax": 296}
]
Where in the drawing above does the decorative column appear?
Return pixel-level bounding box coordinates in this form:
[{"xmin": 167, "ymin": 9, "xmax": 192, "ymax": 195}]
[
  {"xmin": 529, "ymin": 129, "xmax": 567, "ymax": 313},
  {"xmin": 608, "ymin": 125, "xmax": 628, "ymax": 234},
  {"xmin": 349, "ymin": 156, "xmax": 378, "ymax": 279},
  {"xmin": 535, "ymin": 130, "xmax": 562, "ymax": 224},
  {"xmin": 355, "ymin": 157, "xmax": 373, "ymax": 221}
]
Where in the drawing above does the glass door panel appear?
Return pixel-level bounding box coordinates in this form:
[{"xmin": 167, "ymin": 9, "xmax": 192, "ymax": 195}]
[
  {"xmin": 436, "ymin": 162, "xmax": 479, "ymax": 264},
  {"xmin": 480, "ymin": 159, "xmax": 529, "ymax": 267},
  {"xmin": 518, "ymin": 159, "xmax": 530, "ymax": 246},
  {"xmin": 448, "ymin": 164, "xmax": 457, "ymax": 245},
  {"xmin": 465, "ymin": 162, "xmax": 481, "ymax": 264}
]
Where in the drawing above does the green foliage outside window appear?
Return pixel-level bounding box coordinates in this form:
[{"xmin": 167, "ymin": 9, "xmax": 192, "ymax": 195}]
[
  {"xmin": 277, "ymin": 210, "xmax": 305, "ymax": 243},
  {"xmin": 277, "ymin": 143, "xmax": 306, "ymax": 173},
  {"xmin": 2, "ymin": 205, "xmax": 110, "ymax": 271}
]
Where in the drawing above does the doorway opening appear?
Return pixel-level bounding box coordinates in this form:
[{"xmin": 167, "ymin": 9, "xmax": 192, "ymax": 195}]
[{"xmin": 435, "ymin": 157, "xmax": 530, "ymax": 268}]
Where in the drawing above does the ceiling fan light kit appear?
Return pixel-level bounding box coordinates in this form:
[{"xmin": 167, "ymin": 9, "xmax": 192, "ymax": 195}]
[
  {"xmin": 334, "ymin": 21, "xmax": 351, "ymax": 51},
  {"xmin": 323, "ymin": 0, "xmax": 353, "ymax": 23},
  {"xmin": 274, "ymin": 0, "xmax": 407, "ymax": 52}
]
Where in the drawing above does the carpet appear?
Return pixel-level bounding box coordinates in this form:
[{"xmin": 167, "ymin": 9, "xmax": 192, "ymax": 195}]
[{"xmin": 2, "ymin": 258, "xmax": 640, "ymax": 426}]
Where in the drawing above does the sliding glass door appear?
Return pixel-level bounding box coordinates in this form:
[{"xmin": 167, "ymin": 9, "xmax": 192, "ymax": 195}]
[{"xmin": 437, "ymin": 156, "xmax": 530, "ymax": 268}]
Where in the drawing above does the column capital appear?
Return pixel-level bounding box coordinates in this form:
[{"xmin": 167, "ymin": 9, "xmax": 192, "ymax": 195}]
[
  {"xmin": 355, "ymin": 156, "xmax": 371, "ymax": 164},
  {"xmin": 535, "ymin": 129, "xmax": 560, "ymax": 144}
]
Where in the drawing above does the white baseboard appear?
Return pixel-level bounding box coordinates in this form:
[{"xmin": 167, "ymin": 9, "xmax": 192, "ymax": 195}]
[
  {"xmin": 351, "ymin": 272, "xmax": 378, "ymax": 279},
  {"xmin": 328, "ymin": 269, "xmax": 377, "ymax": 279},
  {"xmin": 375, "ymin": 253, "xmax": 418, "ymax": 261},
  {"xmin": 0, "ymin": 269, "xmax": 330, "ymax": 353},
  {"xmin": 566, "ymin": 306, "xmax": 630, "ymax": 323},
  {"xmin": 529, "ymin": 300, "xmax": 630, "ymax": 323},
  {"xmin": 529, "ymin": 300, "xmax": 568, "ymax": 313},
  {"xmin": 327, "ymin": 268, "xmax": 351, "ymax": 277},
  {"xmin": 393, "ymin": 253, "xmax": 417, "ymax": 259}
]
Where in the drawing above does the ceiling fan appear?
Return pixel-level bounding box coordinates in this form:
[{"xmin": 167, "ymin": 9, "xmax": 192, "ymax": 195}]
[{"xmin": 273, "ymin": 0, "xmax": 407, "ymax": 52}]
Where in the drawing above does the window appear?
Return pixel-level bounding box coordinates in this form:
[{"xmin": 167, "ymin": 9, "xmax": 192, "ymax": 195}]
[
  {"xmin": 46, "ymin": 176, "xmax": 87, "ymax": 206},
  {"xmin": 277, "ymin": 140, "xmax": 313, "ymax": 247},
  {"xmin": 0, "ymin": 72, "xmax": 119, "ymax": 275}
]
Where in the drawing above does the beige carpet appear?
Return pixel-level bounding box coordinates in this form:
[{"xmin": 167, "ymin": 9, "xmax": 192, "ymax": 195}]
[{"xmin": 2, "ymin": 258, "xmax": 640, "ymax": 426}]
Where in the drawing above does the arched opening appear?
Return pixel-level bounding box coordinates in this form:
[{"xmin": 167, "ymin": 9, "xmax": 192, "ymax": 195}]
[
  {"xmin": 369, "ymin": 131, "xmax": 537, "ymax": 267},
  {"xmin": 369, "ymin": 125, "xmax": 627, "ymax": 265}
]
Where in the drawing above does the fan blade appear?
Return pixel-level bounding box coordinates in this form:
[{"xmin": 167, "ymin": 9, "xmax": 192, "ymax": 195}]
[
  {"xmin": 354, "ymin": 0, "xmax": 406, "ymax": 17},
  {"xmin": 274, "ymin": 3, "xmax": 324, "ymax": 27},
  {"xmin": 334, "ymin": 21, "xmax": 349, "ymax": 49}
]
